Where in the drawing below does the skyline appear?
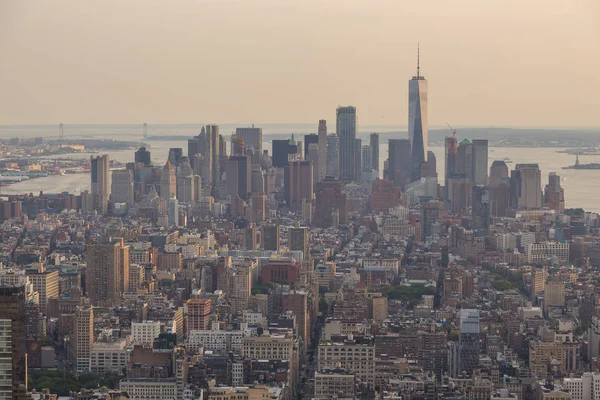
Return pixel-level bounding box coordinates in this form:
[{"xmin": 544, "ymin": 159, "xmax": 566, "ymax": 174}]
[{"xmin": 1, "ymin": 0, "xmax": 599, "ymax": 127}]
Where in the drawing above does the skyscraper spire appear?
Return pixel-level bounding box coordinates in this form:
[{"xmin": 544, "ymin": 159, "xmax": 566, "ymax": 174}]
[{"xmin": 417, "ymin": 43, "xmax": 420, "ymax": 79}]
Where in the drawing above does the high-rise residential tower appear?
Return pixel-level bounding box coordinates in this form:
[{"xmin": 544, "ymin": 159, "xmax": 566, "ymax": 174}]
[
  {"xmin": 289, "ymin": 226, "xmax": 310, "ymax": 261},
  {"xmin": 318, "ymin": 120, "xmax": 327, "ymax": 182},
  {"xmin": 408, "ymin": 49, "xmax": 428, "ymax": 181},
  {"xmin": 337, "ymin": 106, "xmax": 357, "ymax": 182},
  {"xmin": 86, "ymin": 238, "xmax": 130, "ymax": 306},
  {"xmin": 91, "ymin": 154, "xmax": 110, "ymax": 214}
]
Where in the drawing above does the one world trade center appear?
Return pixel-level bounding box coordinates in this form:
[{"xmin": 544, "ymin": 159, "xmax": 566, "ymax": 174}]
[{"xmin": 408, "ymin": 47, "xmax": 428, "ymax": 182}]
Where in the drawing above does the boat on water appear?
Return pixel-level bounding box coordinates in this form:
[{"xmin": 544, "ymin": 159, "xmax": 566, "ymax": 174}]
[
  {"xmin": 502, "ymin": 157, "xmax": 513, "ymax": 164},
  {"xmin": 562, "ymin": 155, "xmax": 600, "ymax": 170}
]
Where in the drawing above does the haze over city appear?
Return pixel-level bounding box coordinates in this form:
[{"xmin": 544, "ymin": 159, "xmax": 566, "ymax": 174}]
[
  {"xmin": 1, "ymin": 0, "xmax": 599, "ymax": 127},
  {"xmin": 4, "ymin": 2, "xmax": 600, "ymax": 400}
]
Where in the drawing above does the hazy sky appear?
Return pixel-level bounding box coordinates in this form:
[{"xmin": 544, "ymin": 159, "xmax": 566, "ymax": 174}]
[{"xmin": 1, "ymin": 0, "xmax": 599, "ymax": 127}]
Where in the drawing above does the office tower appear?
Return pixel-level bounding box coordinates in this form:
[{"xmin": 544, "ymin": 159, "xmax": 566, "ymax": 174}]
[
  {"xmin": 185, "ymin": 298, "xmax": 211, "ymax": 333},
  {"xmin": 284, "ymin": 160, "xmax": 314, "ymax": 211},
  {"xmin": 90, "ymin": 154, "xmax": 110, "ymax": 214},
  {"xmin": 471, "ymin": 139, "xmax": 489, "ymax": 185},
  {"xmin": 354, "ymin": 138, "xmax": 362, "ymax": 183},
  {"xmin": 207, "ymin": 125, "xmax": 221, "ymax": 187},
  {"xmin": 176, "ymin": 156, "xmax": 195, "ymax": 203},
  {"xmin": 337, "ymin": 106, "xmax": 357, "ymax": 182},
  {"xmin": 272, "ymin": 139, "xmax": 298, "ymax": 168},
  {"xmin": 314, "ymin": 178, "xmax": 348, "ymax": 228},
  {"xmin": 282, "ymin": 292, "xmax": 310, "ymax": 343},
  {"xmin": 307, "ymin": 143, "xmax": 319, "ymax": 184},
  {"xmin": 545, "ymin": 172, "xmax": 565, "ymax": 214},
  {"xmin": 219, "ymin": 134, "xmax": 228, "ymax": 176},
  {"xmin": 194, "ymin": 175, "xmax": 203, "ymax": 200},
  {"xmin": 188, "ymin": 131, "xmax": 202, "ymax": 159},
  {"xmin": 304, "ymin": 134, "xmax": 319, "ymax": 160},
  {"xmin": 419, "ymin": 151, "xmax": 437, "ymax": 179},
  {"xmin": 228, "ymin": 260, "xmax": 253, "ymax": 314},
  {"xmin": 388, "ymin": 139, "xmax": 411, "ymax": 187},
  {"xmin": 302, "ymin": 200, "xmax": 313, "ymax": 224},
  {"xmin": 111, "ymin": 169, "xmax": 134, "ymax": 206},
  {"xmin": 231, "ymin": 136, "xmax": 245, "ymax": 156},
  {"xmin": 244, "ymin": 226, "xmax": 258, "ymax": 250},
  {"xmin": 135, "ymin": 146, "xmax": 152, "ymax": 166},
  {"xmin": 168, "ymin": 195, "xmax": 179, "ymax": 226},
  {"xmin": 295, "ymin": 136, "xmax": 303, "ymax": 160},
  {"xmin": 262, "ymin": 225, "xmax": 280, "ymax": 251},
  {"xmin": 489, "ymin": 160, "xmax": 509, "ymax": 186},
  {"xmin": 472, "ymin": 185, "xmax": 490, "ymax": 233},
  {"xmin": 370, "ymin": 179, "xmax": 403, "ymax": 213},
  {"xmin": 362, "ymin": 145, "xmax": 372, "ymax": 174},
  {"xmin": 326, "ymin": 134, "xmax": 340, "ymax": 179},
  {"xmin": 235, "ymin": 126, "xmax": 262, "ymax": 153},
  {"xmin": 318, "ymin": 120, "xmax": 327, "ymax": 182},
  {"xmin": 456, "ymin": 139, "xmax": 473, "ymax": 180},
  {"xmin": 72, "ymin": 306, "xmax": 94, "ymax": 373},
  {"xmin": 226, "ymin": 155, "xmax": 251, "ymax": 201},
  {"xmin": 418, "ymin": 331, "xmax": 448, "ymax": 383},
  {"xmin": 408, "ymin": 50, "xmax": 428, "ymax": 181},
  {"xmin": 459, "ymin": 308, "xmax": 480, "ymax": 376},
  {"xmin": 168, "ymin": 148, "xmax": 183, "ymax": 166},
  {"xmin": 251, "ymin": 164, "xmax": 264, "ymax": 195},
  {"xmin": 544, "ymin": 281, "xmax": 565, "ymax": 311},
  {"xmin": 250, "ymin": 194, "xmax": 266, "ymax": 223},
  {"xmin": 160, "ymin": 160, "xmax": 176, "ymax": 200},
  {"xmin": 289, "ymin": 226, "xmax": 309, "ymax": 260},
  {"xmin": 86, "ymin": 239, "xmax": 130, "ymax": 306},
  {"xmin": 489, "ymin": 160, "xmax": 510, "ymax": 217},
  {"xmin": 448, "ymin": 177, "xmax": 472, "ymax": 215},
  {"xmin": 511, "ymin": 163, "xmax": 542, "ymax": 210},
  {"xmin": 370, "ymin": 133, "xmax": 379, "ymax": 172},
  {"xmin": 444, "ymin": 134, "xmax": 458, "ymax": 198},
  {"xmin": 0, "ymin": 285, "xmax": 26, "ymax": 399}
]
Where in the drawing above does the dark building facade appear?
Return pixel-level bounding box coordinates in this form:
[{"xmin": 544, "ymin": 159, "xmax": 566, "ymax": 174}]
[{"xmin": 0, "ymin": 285, "xmax": 27, "ymax": 399}]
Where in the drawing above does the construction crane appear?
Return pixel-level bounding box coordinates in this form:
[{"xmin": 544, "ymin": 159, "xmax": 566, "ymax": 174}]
[{"xmin": 446, "ymin": 123, "xmax": 457, "ymax": 138}]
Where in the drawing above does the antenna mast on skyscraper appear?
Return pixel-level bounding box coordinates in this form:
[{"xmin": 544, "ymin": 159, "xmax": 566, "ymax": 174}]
[
  {"xmin": 417, "ymin": 43, "xmax": 420, "ymax": 79},
  {"xmin": 143, "ymin": 122, "xmax": 148, "ymax": 140},
  {"xmin": 59, "ymin": 123, "xmax": 64, "ymax": 140}
]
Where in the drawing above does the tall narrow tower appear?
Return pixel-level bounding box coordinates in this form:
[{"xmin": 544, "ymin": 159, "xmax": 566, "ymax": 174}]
[
  {"xmin": 90, "ymin": 154, "xmax": 110, "ymax": 214},
  {"xmin": 143, "ymin": 122, "xmax": 148, "ymax": 140},
  {"xmin": 408, "ymin": 46, "xmax": 428, "ymax": 182},
  {"xmin": 59, "ymin": 123, "xmax": 64, "ymax": 140},
  {"xmin": 317, "ymin": 120, "xmax": 327, "ymax": 182},
  {"xmin": 337, "ymin": 106, "xmax": 357, "ymax": 183}
]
